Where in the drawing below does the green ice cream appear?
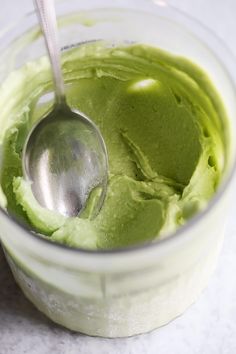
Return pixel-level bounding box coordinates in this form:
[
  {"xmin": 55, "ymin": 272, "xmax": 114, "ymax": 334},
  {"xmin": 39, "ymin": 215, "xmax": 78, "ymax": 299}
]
[{"xmin": 0, "ymin": 42, "xmax": 228, "ymax": 250}]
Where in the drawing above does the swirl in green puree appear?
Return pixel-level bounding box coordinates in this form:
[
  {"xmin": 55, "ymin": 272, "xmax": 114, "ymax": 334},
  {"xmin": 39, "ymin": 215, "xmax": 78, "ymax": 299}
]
[{"xmin": 0, "ymin": 42, "xmax": 229, "ymax": 249}]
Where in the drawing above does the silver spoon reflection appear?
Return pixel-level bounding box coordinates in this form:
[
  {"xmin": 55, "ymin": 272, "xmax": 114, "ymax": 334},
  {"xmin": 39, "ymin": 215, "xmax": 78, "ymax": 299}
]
[{"xmin": 22, "ymin": 0, "xmax": 108, "ymax": 217}]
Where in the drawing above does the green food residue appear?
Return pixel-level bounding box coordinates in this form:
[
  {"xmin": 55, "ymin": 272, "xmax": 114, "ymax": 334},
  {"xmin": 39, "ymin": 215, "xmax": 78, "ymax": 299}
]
[{"xmin": 0, "ymin": 42, "xmax": 229, "ymax": 249}]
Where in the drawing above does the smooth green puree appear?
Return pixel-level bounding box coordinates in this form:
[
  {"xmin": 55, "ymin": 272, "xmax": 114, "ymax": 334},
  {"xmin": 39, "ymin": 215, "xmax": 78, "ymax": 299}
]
[{"xmin": 0, "ymin": 42, "xmax": 228, "ymax": 249}]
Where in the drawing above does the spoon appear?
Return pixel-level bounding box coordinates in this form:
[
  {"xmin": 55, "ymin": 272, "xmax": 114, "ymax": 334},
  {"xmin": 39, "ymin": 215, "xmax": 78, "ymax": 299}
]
[{"xmin": 23, "ymin": 0, "xmax": 108, "ymax": 217}]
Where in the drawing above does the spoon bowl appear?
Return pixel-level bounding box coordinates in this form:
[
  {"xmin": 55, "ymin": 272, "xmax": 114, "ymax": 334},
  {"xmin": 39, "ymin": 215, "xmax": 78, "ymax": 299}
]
[{"xmin": 23, "ymin": 104, "xmax": 108, "ymax": 217}]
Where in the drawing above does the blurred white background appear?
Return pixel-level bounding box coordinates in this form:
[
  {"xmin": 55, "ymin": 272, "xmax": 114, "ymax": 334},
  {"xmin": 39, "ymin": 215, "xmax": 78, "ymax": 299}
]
[{"xmin": 0, "ymin": 1, "xmax": 236, "ymax": 353}]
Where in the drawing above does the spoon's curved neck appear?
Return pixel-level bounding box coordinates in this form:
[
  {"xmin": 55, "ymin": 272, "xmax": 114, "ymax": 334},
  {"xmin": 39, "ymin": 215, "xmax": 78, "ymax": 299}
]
[{"xmin": 34, "ymin": 0, "xmax": 66, "ymax": 107}]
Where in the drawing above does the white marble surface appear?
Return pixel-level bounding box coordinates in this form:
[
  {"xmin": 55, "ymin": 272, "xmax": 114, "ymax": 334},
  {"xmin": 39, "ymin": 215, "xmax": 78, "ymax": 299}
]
[{"xmin": 1, "ymin": 0, "xmax": 236, "ymax": 353}]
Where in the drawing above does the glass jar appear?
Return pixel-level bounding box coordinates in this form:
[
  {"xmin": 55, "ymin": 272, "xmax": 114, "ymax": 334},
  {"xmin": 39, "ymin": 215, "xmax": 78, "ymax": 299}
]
[{"xmin": 0, "ymin": 0, "xmax": 236, "ymax": 338}]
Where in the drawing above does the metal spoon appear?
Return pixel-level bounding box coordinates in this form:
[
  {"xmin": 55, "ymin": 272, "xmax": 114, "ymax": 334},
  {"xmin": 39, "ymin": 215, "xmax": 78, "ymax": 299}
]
[{"xmin": 23, "ymin": 0, "xmax": 108, "ymax": 217}]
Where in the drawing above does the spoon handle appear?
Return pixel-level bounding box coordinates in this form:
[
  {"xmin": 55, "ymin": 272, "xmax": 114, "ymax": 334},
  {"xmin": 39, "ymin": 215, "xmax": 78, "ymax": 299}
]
[{"xmin": 34, "ymin": 0, "xmax": 66, "ymax": 106}]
